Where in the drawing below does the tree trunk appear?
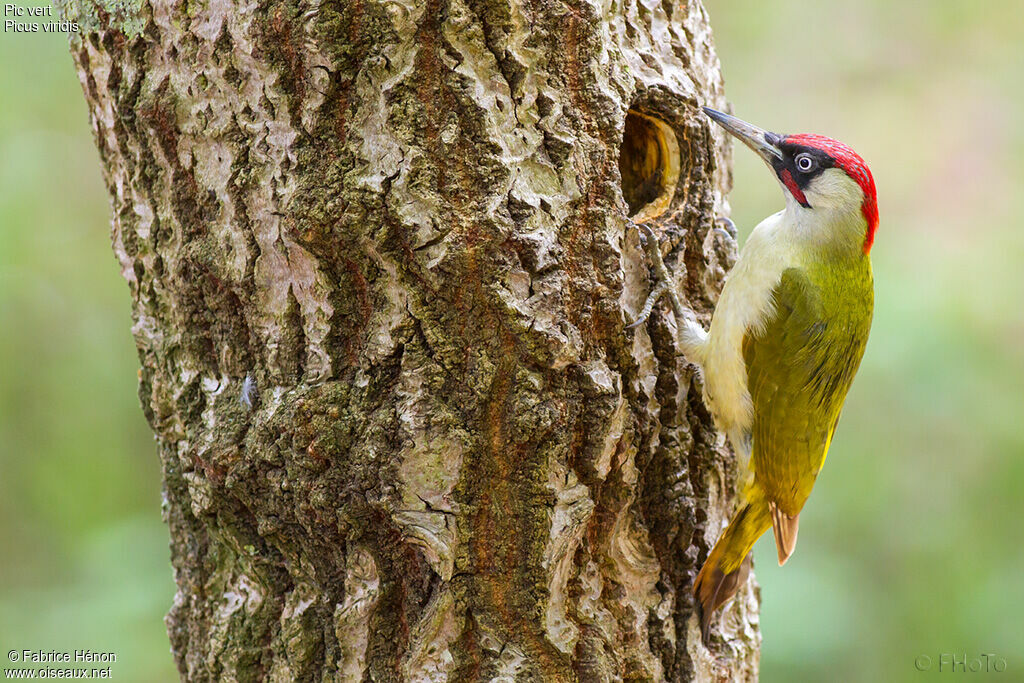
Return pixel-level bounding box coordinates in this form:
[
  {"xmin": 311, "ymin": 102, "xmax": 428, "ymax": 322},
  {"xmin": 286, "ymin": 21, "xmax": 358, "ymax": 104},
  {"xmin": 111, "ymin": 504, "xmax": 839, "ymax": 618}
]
[{"xmin": 70, "ymin": 0, "xmax": 759, "ymax": 678}]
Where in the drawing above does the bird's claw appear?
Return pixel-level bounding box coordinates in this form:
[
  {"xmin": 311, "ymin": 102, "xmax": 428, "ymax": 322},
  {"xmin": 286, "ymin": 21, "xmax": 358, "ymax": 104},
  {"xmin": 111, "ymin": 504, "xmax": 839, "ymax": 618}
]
[
  {"xmin": 627, "ymin": 221, "xmax": 688, "ymax": 329},
  {"xmin": 711, "ymin": 216, "xmax": 737, "ymax": 242},
  {"xmin": 636, "ymin": 222, "xmax": 658, "ymax": 247},
  {"xmin": 627, "ymin": 279, "xmax": 667, "ymax": 329}
]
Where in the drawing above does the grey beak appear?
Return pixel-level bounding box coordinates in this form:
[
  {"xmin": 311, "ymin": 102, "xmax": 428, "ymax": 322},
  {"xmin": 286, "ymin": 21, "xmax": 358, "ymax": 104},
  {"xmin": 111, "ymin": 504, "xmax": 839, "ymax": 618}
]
[{"xmin": 702, "ymin": 107, "xmax": 783, "ymax": 163}]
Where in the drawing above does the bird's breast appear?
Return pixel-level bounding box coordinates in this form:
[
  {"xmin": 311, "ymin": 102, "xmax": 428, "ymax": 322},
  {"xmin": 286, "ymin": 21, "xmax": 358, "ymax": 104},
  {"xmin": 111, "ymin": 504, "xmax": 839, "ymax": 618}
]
[{"xmin": 701, "ymin": 213, "xmax": 792, "ymax": 450}]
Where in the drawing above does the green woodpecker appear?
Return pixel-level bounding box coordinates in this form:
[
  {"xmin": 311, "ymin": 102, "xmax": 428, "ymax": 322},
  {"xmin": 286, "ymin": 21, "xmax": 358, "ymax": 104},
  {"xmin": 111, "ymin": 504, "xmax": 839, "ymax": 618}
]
[{"xmin": 671, "ymin": 108, "xmax": 877, "ymax": 640}]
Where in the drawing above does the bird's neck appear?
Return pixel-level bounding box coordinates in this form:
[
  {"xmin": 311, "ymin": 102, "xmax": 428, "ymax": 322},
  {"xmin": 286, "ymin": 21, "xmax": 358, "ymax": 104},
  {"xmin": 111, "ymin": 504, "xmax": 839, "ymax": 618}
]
[{"xmin": 781, "ymin": 197, "xmax": 871, "ymax": 264}]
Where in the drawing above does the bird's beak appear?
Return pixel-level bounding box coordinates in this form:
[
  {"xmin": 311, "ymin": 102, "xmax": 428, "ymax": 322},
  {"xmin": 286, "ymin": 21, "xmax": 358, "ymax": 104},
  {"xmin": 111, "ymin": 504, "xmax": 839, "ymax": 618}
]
[{"xmin": 702, "ymin": 107, "xmax": 783, "ymax": 164}]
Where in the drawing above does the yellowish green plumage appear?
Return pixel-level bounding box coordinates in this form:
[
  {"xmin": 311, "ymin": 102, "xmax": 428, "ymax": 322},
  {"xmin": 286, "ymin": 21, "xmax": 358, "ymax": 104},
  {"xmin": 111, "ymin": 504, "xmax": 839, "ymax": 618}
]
[
  {"xmin": 748, "ymin": 262, "xmax": 873, "ymax": 519},
  {"xmin": 693, "ymin": 256, "xmax": 872, "ymax": 627},
  {"xmin": 666, "ymin": 109, "xmax": 879, "ymax": 642}
]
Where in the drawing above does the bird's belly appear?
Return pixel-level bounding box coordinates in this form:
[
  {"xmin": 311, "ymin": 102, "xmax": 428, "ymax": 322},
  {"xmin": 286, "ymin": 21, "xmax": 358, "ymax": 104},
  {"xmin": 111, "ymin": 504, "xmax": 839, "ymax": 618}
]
[
  {"xmin": 701, "ymin": 316, "xmax": 756, "ymax": 447},
  {"xmin": 701, "ymin": 230, "xmax": 791, "ymax": 453}
]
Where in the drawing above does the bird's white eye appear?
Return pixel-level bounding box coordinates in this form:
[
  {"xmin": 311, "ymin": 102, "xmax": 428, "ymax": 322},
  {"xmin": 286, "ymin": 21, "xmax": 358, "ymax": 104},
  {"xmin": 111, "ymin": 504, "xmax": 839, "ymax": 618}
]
[{"xmin": 795, "ymin": 153, "xmax": 815, "ymax": 173}]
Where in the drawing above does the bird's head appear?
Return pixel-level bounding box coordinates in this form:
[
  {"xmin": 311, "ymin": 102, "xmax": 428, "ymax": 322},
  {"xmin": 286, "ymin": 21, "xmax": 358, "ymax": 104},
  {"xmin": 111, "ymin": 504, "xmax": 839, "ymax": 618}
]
[{"xmin": 703, "ymin": 107, "xmax": 878, "ymax": 253}]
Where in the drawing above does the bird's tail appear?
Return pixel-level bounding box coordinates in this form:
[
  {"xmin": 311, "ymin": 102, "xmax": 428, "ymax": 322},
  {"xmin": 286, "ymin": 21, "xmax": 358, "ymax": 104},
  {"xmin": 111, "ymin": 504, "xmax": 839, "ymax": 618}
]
[{"xmin": 692, "ymin": 493, "xmax": 772, "ymax": 643}]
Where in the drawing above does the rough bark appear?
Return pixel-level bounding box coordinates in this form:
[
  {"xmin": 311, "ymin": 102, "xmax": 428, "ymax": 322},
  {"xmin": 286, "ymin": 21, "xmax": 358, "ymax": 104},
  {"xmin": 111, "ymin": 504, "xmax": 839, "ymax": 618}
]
[{"xmin": 69, "ymin": 0, "xmax": 760, "ymax": 679}]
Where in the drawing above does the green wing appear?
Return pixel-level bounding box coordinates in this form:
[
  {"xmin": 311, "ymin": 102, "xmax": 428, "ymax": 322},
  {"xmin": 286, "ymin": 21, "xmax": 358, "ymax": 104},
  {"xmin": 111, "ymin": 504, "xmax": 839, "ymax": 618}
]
[{"xmin": 743, "ymin": 266, "xmax": 873, "ymax": 517}]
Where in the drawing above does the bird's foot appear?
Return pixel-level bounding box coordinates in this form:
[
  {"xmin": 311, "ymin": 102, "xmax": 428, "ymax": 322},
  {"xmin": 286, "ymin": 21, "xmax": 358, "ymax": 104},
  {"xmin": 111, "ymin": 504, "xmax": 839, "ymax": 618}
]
[
  {"xmin": 628, "ymin": 278, "xmax": 670, "ymax": 329},
  {"xmin": 626, "ymin": 217, "xmax": 647, "ymax": 245},
  {"xmin": 628, "ymin": 222, "xmax": 691, "ymax": 328},
  {"xmin": 714, "ymin": 215, "xmax": 737, "ymax": 240}
]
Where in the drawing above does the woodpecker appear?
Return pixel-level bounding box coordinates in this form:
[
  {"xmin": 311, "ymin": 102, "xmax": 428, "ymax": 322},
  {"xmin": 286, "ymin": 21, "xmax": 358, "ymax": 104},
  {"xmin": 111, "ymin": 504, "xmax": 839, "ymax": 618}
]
[{"xmin": 633, "ymin": 108, "xmax": 877, "ymax": 642}]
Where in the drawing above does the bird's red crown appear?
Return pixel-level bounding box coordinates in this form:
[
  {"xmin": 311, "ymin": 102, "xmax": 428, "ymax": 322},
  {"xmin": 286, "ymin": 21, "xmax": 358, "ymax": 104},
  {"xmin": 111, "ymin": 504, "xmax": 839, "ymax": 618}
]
[{"xmin": 783, "ymin": 134, "xmax": 878, "ymax": 253}]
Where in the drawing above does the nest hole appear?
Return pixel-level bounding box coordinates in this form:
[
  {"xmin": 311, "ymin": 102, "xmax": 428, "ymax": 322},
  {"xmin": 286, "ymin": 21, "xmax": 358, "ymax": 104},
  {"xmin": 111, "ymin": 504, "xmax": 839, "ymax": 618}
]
[{"xmin": 618, "ymin": 110, "xmax": 680, "ymax": 222}]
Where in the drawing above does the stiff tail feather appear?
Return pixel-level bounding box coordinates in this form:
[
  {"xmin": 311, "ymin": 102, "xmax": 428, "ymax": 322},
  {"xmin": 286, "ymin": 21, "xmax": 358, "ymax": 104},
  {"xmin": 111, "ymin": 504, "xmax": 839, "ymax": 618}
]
[
  {"xmin": 692, "ymin": 497, "xmax": 772, "ymax": 644},
  {"xmin": 769, "ymin": 501, "xmax": 800, "ymax": 565}
]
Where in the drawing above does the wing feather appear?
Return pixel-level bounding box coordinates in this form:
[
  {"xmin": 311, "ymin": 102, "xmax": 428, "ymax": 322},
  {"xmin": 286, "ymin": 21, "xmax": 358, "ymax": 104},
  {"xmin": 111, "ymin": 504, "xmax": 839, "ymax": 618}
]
[{"xmin": 743, "ymin": 267, "xmax": 872, "ymax": 557}]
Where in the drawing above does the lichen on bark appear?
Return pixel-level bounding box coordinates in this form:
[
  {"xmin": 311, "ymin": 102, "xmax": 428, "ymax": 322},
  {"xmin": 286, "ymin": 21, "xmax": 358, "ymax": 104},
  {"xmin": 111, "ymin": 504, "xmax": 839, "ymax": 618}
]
[{"xmin": 72, "ymin": 0, "xmax": 761, "ymax": 679}]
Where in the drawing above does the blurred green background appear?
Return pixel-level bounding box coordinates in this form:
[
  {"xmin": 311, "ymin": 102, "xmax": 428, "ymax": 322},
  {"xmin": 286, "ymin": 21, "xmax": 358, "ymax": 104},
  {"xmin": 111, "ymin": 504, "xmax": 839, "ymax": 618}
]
[
  {"xmin": 709, "ymin": 0, "xmax": 1024, "ymax": 680},
  {"xmin": 0, "ymin": 11, "xmax": 177, "ymax": 682},
  {"xmin": 0, "ymin": 1, "xmax": 1021, "ymax": 681}
]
